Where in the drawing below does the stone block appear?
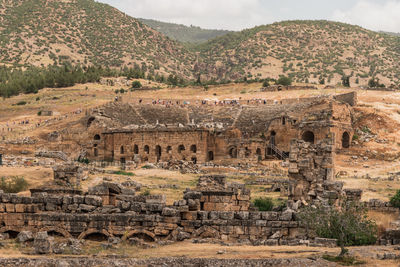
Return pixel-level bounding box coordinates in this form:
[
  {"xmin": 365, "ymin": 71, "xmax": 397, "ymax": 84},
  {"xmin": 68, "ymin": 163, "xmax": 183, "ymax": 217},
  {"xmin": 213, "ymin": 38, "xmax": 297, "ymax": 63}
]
[{"xmin": 5, "ymin": 204, "xmax": 15, "ymax": 213}]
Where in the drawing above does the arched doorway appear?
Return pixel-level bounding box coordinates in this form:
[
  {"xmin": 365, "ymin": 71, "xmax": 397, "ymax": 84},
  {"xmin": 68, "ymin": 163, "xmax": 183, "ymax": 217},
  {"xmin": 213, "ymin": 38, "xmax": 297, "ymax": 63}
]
[
  {"xmin": 208, "ymin": 151, "xmax": 214, "ymax": 161},
  {"xmin": 155, "ymin": 145, "xmax": 162, "ymax": 162},
  {"xmin": 133, "ymin": 145, "xmax": 139, "ymax": 154},
  {"xmin": 342, "ymin": 132, "xmax": 350, "ymax": 148},
  {"xmin": 190, "ymin": 145, "xmax": 197, "ymax": 153},
  {"xmin": 93, "ymin": 134, "xmax": 100, "ymax": 140},
  {"xmin": 228, "ymin": 146, "xmax": 238, "ymax": 158},
  {"xmin": 270, "ymin": 131, "xmax": 277, "ymax": 145},
  {"xmin": 302, "ymin": 131, "xmax": 315, "ymax": 144},
  {"xmin": 178, "ymin": 145, "xmax": 185, "ymax": 153}
]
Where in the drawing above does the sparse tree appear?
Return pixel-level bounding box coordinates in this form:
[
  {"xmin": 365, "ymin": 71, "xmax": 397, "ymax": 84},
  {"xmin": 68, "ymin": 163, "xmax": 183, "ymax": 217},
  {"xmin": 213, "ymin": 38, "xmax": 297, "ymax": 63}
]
[{"xmin": 298, "ymin": 200, "xmax": 377, "ymax": 257}]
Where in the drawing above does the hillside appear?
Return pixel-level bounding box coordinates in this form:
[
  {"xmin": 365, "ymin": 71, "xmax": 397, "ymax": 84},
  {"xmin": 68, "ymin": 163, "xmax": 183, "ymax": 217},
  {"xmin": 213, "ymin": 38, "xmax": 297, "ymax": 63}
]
[
  {"xmin": 0, "ymin": 0, "xmax": 195, "ymax": 78},
  {"xmin": 195, "ymin": 20, "xmax": 400, "ymax": 87},
  {"xmin": 138, "ymin": 18, "xmax": 232, "ymax": 44}
]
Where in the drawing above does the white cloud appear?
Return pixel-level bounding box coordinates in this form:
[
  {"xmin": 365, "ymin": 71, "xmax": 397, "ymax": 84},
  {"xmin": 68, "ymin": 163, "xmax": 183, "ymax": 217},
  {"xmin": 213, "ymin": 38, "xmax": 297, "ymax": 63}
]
[
  {"xmin": 332, "ymin": 0, "xmax": 400, "ymax": 32},
  {"xmin": 99, "ymin": 0, "xmax": 271, "ymax": 30}
]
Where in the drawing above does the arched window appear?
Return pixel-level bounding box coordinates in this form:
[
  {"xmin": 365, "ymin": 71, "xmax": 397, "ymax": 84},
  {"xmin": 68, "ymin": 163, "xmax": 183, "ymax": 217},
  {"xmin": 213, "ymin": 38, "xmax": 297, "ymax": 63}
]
[
  {"xmin": 166, "ymin": 146, "xmax": 172, "ymax": 153},
  {"xmin": 302, "ymin": 131, "xmax": 315, "ymax": 144},
  {"xmin": 94, "ymin": 134, "xmax": 101, "ymax": 140},
  {"xmin": 120, "ymin": 146, "xmax": 125, "ymax": 154},
  {"xmin": 134, "ymin": 145, "xmax": 139, "ymax": 154},
  {"xmin": 190, "ymin": 144, "xmax": 197, "ymax": 153},
  {"xmin": 156, "ymin": 145, "xmax": 162, "ymax": 162},
  {"xmin": 282, "ymin": 117, "xmax": 286, "ymax": 125},
  {"xmin": 144, "ymin": 145, "xmax": 149, "ymax": 154},
  {"xmin": 228, "ymin": 146, "xmax": 238, "ymax": 158},
  {"xmin": 270, "ymin": 131, "xmax": 276, "ymax": 145},
  {"xmin": 178, "ymin": 145, "xmax": 185, "ymax": 153},
  {"xmin": 342, "ymin": 132, "xmax": 350, "ymax": 148}
]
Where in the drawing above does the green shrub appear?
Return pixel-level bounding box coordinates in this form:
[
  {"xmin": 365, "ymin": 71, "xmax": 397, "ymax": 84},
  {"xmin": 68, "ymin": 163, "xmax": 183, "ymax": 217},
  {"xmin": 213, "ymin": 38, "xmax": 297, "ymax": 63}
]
[
  {"xmin": 0, "ymin": 176, "xmax": 29, "ymax": 193},
  {"xmin": 37, "ymin": 111, "xmax": 42, "ymax": 116},
  {"xmin": 253, "ymin": 197, "xmax": 274, "ymax": 211},
  {"xmin": 262, "ymin": 80, "xmax": 270, "ymax": 87},
  {"xmin": 276, "ymin": 76, "xmax": 292, "ymax": 86},
  {"xmin": 131, "ymin": 80, "xmax": 142, "ymax": 89},
  {"xmin": 16, "ymin": 101, "xmax": 27, "ymax": 106},
  {"xmin": 390, "ymin": 190, "xmax": 400, "ymax": 208},
  {"xmin": 141, "ymin": 189, "xmax": 151, "ymax": 196}
]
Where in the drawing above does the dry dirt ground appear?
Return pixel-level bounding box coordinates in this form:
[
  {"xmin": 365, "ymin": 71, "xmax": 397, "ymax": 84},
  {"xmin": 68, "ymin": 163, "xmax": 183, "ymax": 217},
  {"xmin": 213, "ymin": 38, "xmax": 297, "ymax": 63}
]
[{"xmin": 0, "ymin": 240, "xmax": 398, "ymax": 266}]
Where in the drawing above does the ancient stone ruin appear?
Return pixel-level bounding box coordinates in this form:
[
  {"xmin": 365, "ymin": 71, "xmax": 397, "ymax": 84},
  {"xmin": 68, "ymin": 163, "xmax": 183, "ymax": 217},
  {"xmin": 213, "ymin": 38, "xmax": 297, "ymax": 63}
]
[{"xmin": 80, "ymin": 92, "xmax": 356, "ymax": 165}]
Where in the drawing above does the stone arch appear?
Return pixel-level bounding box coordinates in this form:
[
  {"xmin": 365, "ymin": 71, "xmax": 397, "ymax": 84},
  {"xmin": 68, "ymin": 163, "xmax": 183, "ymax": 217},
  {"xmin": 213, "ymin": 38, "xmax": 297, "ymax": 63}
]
[
  {"xmin": 39, "ymin": 227, "xmax": 72, "ymax": 238},
  {"xmin": 78, "ymin": 229, "xmax": 111, "ymax": 241},
  {"xmin": 122, "ymin": 230, "xmax": 155, "ymax": 242},
  {"xmin": 342, "ymin": 132, "xmax": 350, "ymax": 148},
  {"xmin": 190, "ymin": 144, "xmax": 197, "ymax": 153},
  {"xmin": 178, "ymin": 145, "xmax": 185, "ymax": 153},
  {"xmin": 133, "ymin": 144, "xmax": 139, "ymax": 154},
  {"xmin": 0, "ymin": 227, "xmax": 21, "ymax": 239},
  {"xmin": 144, "ymin": 145, "xmax": 150, "ymax": 154},
  {"xmin": 93, "ymin": 134, "xmax": 101, "ymax": 141},
  {"xmin": 302, "ymin": 131, "xmax": 315, "ymax": 144},
  {"xmin": 228, "ymin": 146, "xmax": 238, "ymax": 158}
]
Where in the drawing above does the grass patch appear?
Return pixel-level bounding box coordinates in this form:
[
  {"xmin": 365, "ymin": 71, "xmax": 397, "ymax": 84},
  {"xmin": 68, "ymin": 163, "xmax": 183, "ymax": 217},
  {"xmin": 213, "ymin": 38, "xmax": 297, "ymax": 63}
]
[
  {"xmin": 322, "ymin": 255, "xmax": 366, "ymax": 266},
  {"xmin": 113, "ymin": 170, "xmax": 135, "ymax": 176},
  {"xmin": 253, "ymin": 197, "xmax": 273, "ymax": 211},
  {"xmin": 0, "ymin": 176, "xmax": 29, "ymax": 193}
]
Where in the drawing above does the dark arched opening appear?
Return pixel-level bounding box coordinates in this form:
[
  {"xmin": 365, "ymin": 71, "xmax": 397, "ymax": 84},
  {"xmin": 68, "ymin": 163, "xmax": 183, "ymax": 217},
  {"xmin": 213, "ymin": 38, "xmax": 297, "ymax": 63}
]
[
  {"xmin": 120, "ymin": 157, "xmax": 126, "ymax": 164},
  {"xmin": 166, "ymin": 146, "xmax": 172, "ymax": 153},
  {"xmin": 270, "ymin": 131, "xmax": 276, "ymax": 145},
  {"xmin": 208, "ymin": 151, "xmax": 214, "ymax": 161},
  {"xmin": 129, "ymin": 233, "xmax": 155, "ymax": 242},
  {"xmin": 256, "ymin": 148, "xmax": 262, "ymax": 156},
  {"xmin": 48, "ymin": 231, "xmax": 65, "ymax": 237},
  {"xmin": 94, "ymin": 134, "xmax": 101, "ymax": 141},
  {"xmin": 84, "ymin": 232, "xmax": 108, "ymax": 242},
  {"xmin": 120, "ymin": 146, "xmax": 125, "ymax": 154},
  {"xmin": 190, "ymin": 145, "xmax": 197, "ymax": 153},
  {"xmin": 244, "ymin": 147, "xmax": 251, "ymax": 158},
  {"xmin": 144, "ymin": 145, "xmax": 150, "ymax": 154},
  {"xmin": 302, "ymin": 131, "xmax": 315, "ymax": 144},
  {"xmin": 156, "ymin": 145, "xmax": 162, "ymax": 162},
  {"xmin": 342, "ymin": 132, "xmax": 350, "ymax": 148},
  {"xmin": 4, "ymin": 230, "xmax": 19, "ymax": 239},
  {"xmin": 178, "ymin": 145, "xmax": 185, "ymax": 153},
  {"xmin": 228, "ymin": 146, "xmax": 238, "ymax": 158},
  {"xmin": 93, "ymin": 148, "xmax": 98, "ymax": 157},
  {"xmin": 134, "ymin": 145, "xmax": 139, "ymax": 154}
]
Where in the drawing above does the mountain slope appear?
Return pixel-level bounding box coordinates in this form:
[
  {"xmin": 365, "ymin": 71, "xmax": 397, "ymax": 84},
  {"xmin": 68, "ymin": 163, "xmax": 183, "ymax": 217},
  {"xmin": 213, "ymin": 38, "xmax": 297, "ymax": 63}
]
[
  {"xmin": 195, "ymin": 20, "xmax": 400, "ymax": 86},
  {"xmin": 138, "ymin": 18, "xmax": 232, "ymax": 44},
  {"xmin": 0, "ymin": 0, "xmax": 195, "ymax": 78}
]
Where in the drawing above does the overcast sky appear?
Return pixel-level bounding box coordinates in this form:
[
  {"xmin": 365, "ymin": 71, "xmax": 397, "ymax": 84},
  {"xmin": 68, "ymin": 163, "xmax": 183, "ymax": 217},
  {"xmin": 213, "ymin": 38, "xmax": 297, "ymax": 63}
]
[{"xmin": 97, "ymin": 0, "xmax": 400, "ymax": 32}]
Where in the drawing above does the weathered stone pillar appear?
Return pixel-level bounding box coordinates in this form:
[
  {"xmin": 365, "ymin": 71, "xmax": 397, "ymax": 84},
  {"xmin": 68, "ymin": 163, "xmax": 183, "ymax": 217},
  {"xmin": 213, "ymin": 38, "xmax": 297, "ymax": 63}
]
[{"xmin": 288, "ymin": 135, "xmax": 345, "ymax": 205}]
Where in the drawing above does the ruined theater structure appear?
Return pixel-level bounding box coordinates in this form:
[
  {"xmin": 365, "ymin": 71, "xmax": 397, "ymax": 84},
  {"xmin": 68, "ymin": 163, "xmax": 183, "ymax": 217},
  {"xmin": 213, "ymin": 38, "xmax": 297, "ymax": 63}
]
[
  {"xmin": 0, "ymin": 137, "xmax": 362, "ymax": 245},
  {"xmin": 81, "ymin": 92, "xmax": 356, "ymax": 164}
]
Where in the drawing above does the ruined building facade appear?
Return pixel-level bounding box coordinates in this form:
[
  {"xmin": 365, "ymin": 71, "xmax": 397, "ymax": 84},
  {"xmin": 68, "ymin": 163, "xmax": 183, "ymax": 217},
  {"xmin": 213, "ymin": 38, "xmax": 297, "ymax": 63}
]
[{"xmin": 84, "ymin": 92, "xmax": 356, "ymax": 164}]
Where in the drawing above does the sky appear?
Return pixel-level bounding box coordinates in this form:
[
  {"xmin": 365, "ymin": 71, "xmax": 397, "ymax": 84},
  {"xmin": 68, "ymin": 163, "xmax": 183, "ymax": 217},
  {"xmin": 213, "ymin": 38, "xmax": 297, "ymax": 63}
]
[{"xmin": 97, "ymin": 0, "xmax": 400, "ymax": 33}]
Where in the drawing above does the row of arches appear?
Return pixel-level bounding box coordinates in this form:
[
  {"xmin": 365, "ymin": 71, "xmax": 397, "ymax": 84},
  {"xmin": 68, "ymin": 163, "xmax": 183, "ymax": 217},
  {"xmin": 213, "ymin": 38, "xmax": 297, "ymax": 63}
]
[
  {"xmin": 0, "ymin": 227, "xmax": 156, "ymax": 242},
  {"xmin": 301, "ymin": 130, "xmax": 350, "ymax": 148},
  {"xmin": 119, "ymin": 144, "xmax": 198, "ymax": 155}
]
